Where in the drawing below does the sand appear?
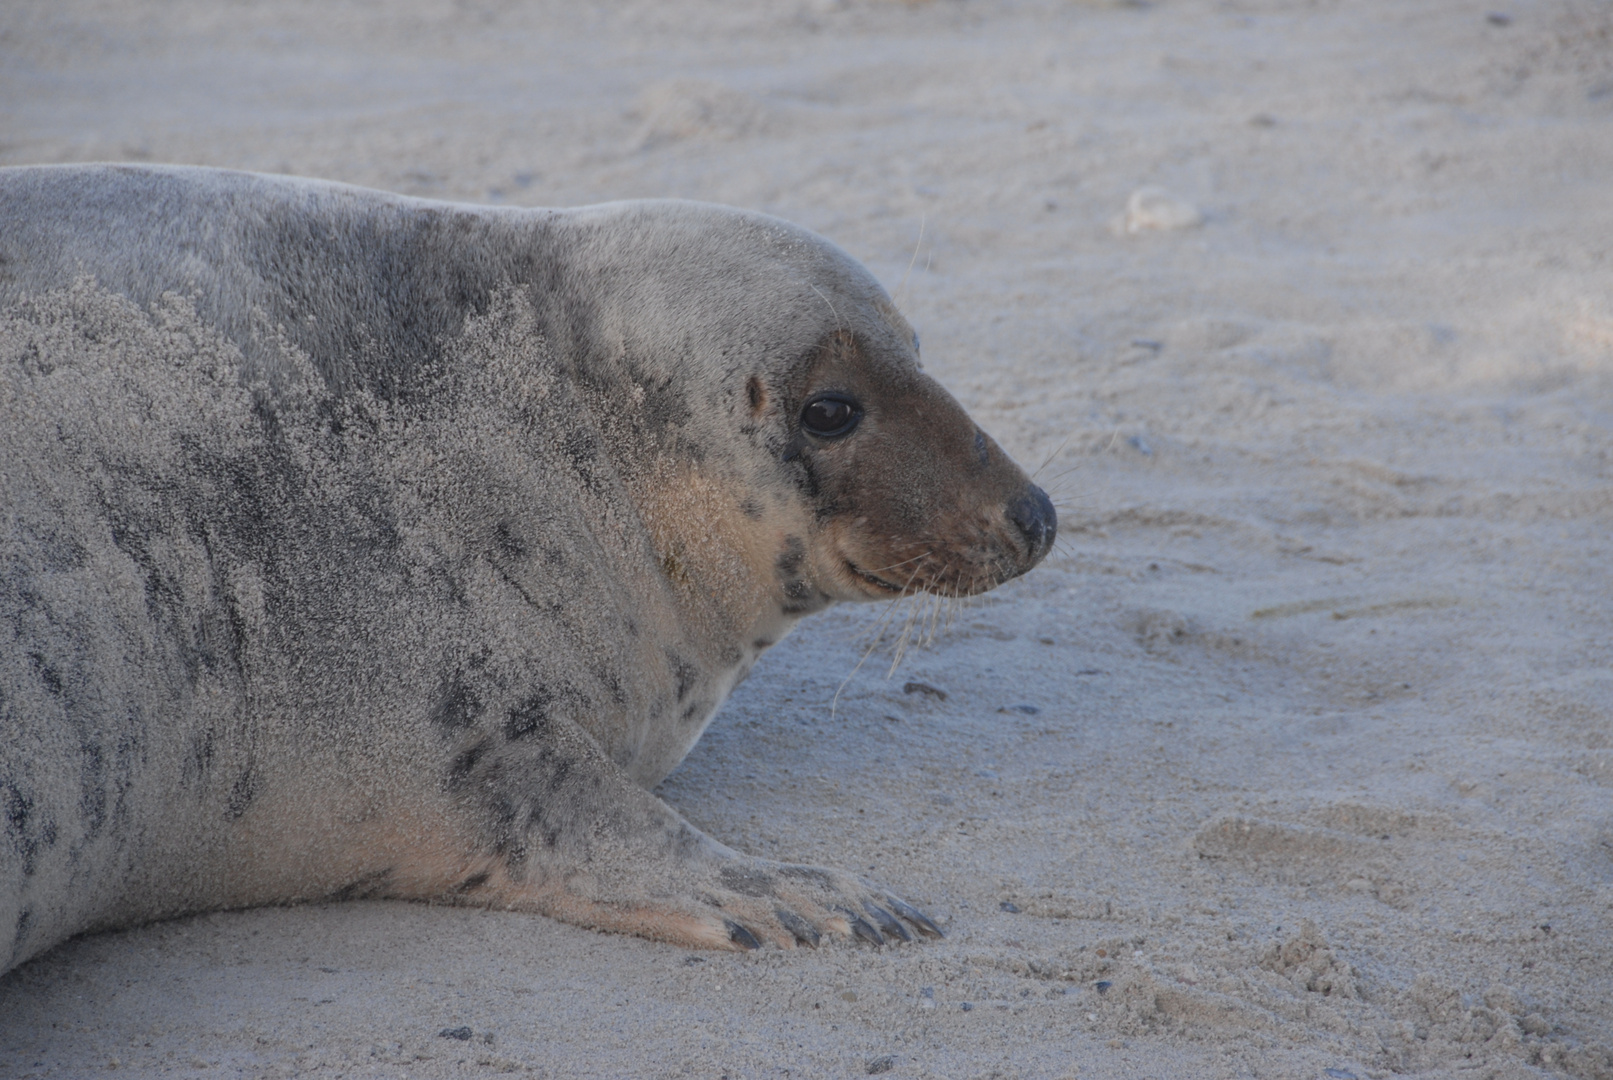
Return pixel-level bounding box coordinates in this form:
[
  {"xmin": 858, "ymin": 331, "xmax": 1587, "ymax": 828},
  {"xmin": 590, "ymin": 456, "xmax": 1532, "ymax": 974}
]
[{"xmin": 1, "ymin": 0, "xmax": 1611, "ymax": 1077}]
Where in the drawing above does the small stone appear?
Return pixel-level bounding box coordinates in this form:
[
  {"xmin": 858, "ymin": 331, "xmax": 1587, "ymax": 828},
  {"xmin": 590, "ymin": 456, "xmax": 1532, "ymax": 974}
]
[
  {"xmin": 1324, "ymin": 1070, "xmax": 1358, "ymax": 1079},
  {"xmin": 438, "ymin": 1026, "xmax": 473, "ymax": 1041},
  {"xmin": 867, "ymin": 1055, "xmax": 897, "ymax": 1075},
  {"xmin": 903, "ymin": 681, "xmax": 948, "ymax": 700},
  {"xmin": 1487, "ymin": 12, "xmax": 1512, "ymax": 25},
  {"xmin": 960, "ymin": 1002, "xmax": 974, "ymax": 1011},
  {"xmin": 1121, "ymin": 186, "xmax": 1202, "ymax": 233},
  {"xmin": 1095, "ymin": 980, "xmax": 1113, "ymax": 994},
  {"xmin": 1000, "ymin": 901, "xmax": 1021, "ymax": 913},
  {"xmin": 839, "ymin": 990, "xmax": 858, "ymax": 1002}
]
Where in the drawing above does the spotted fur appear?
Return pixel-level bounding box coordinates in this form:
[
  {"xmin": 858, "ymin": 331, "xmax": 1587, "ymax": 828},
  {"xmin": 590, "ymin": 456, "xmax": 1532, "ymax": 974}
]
[{"xmin": 0, "ymin": 164, "xmax": 1052, "ymax": 971}]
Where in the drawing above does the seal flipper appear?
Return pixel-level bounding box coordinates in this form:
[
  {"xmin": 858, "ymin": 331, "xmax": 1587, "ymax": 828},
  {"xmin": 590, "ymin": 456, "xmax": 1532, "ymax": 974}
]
[{"xmin": 435, "ymin": 709, "xmax": 936, "ymax": 950}]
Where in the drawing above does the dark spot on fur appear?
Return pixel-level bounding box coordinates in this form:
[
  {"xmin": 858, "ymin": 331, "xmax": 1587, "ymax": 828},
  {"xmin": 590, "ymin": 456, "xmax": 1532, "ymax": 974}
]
[
  {"xmin": 78, "ymin": 742, "xmax": 106, "ymax": 837},
  {"xmin": 186, "ymin": 730, "xmax": 217, "ymax": 788},
  {"xmin": 639, "ymin": 375, "xmax": 694, "ymax": 448},
  {"xmin": 3, "ymin": 787, "xmax": 30, "ymax": 835},
  {"xmin": 559, "ymin": 428, "xmax": 604, "ymax": 492},
  {"xmin": 326, "ymin": 867, "xmax": 393, "ymax": 902},
  {"xmin": 740, "ymin": 497, "xmax": 763, "ymax": 520},
  {"xmin": 249, "ymin": 200, "xmax": 510, "ymax": 401},
  {"xmin": 776, "ymin": 536, "xmax": 805, "ymax": 577},
  {"xmin": 777, "ymin": 536, "xmax": 814, "ymax": 606},
  {"xmin": 660, "ymin": 548, "xmax": 690, "ymax": 586},
  {"xmin": 494, "ymin": 520, "xmax": 528, "ymax": 559},
  {"xmin": 975, "ymin": 429, "xmax": 989, "ymax": 466},
  {"xmin": 12, "ymin": 907, "xmax": 32, "ymax": 956},
  {"xmin": 781, "ymin": 589, "xmax": 831, "ymax": 616},
  {"xmin": 753, "ymin": 639, "xmax": 773, "ymax": 651},
  {"xmin": 666, "ymin": 651, "xmax": 700, "ymax": 703},
  {"xmin": 454, "ymin": 870, "xmax": 491, "ymax": 893},
  {"xmin": 25, "ymin": 652, "xmax": 62, "ymax": 696},
  {"xmin": 432, "ymin": 669, "xmax": 485, "ymax": 731},
  {"xmin": 746, "ymin": 376, "xmax": 766, "ymax": 414},
  {"xmin": 448, "ymin": 739, "xmax": 494, "ymax": 784},
  {"xmin": 504, "ymin": 688, "xmax": 556, "ymax": 741},
  {"xmin": 2, "ymin": 781, "xmax": 55, "ymax": 878},
  {"xmin": 226, "ymin": 766, "xmax": 257, "ymax": 819}
]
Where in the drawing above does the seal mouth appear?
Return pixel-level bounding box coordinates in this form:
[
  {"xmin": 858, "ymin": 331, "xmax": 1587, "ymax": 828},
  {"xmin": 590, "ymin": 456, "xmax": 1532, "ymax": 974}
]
[{"xmin": 844, "ymin": 560, "xmax": 908, "ymax": 596}]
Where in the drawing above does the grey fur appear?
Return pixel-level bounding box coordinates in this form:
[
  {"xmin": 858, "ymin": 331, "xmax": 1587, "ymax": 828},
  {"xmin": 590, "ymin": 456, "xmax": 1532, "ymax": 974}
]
[{"xmin": 0, "ymin": 164, "xmax": 1051, "ymax": 970}]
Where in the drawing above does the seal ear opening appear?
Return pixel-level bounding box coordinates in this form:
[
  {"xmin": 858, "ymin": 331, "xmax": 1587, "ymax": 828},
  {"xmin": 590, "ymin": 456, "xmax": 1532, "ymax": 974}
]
[{"xmin": 746, "ymin": 376, "xmax": 767, "ymax": 416}]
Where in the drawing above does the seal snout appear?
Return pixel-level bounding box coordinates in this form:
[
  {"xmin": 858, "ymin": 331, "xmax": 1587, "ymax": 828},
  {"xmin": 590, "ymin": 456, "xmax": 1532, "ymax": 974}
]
[{"xmin": 1008, "ymin": 485, "xmax": 1057, "ymax": 570}]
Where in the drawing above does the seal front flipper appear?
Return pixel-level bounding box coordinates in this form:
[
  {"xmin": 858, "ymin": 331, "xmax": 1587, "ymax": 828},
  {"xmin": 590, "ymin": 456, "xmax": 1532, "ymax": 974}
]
[{"xmin": 437, "ymin": 710, "xmax": 937, "ymax": 950}]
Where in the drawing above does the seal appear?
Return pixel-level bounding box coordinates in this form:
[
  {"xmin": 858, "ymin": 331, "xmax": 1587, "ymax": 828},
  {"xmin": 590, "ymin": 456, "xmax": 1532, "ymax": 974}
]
[{"xmin": 0, "ymin": 163, "xmax": 1055, "ymax": 973}]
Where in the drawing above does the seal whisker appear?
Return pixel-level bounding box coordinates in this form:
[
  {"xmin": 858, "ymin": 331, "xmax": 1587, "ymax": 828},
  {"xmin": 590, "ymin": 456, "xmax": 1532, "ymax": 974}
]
[
  {"xmin": 806, "ymin": 282, "xmax": 845, "ymax": 334},
  {"xmin": 865, "ymin": 549, "xmax": 933, "ymax": 578},
  {"xmin": 883, "ymin": 558, "xmax": 935, "ymax": 674},
  {"xmin": 1030, "ymin": 431, "xmax": 1075, "ymax": 482},
  {"xmin": 885, "ymin": 589, "xmax": 931, "ymax": 677},
  {"xmin": 892, "ymin": 213, "xmax": 927, "ymax": 309},
  {"xmin": 831, "ymin": 563, "xmax": 925, "ymax": 719}
]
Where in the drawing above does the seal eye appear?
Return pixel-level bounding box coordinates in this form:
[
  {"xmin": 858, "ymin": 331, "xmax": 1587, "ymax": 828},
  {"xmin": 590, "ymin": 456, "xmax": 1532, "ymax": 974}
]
[{"xmin": 800, "ymin": 394, "xmax": 861, "ymax": 439}]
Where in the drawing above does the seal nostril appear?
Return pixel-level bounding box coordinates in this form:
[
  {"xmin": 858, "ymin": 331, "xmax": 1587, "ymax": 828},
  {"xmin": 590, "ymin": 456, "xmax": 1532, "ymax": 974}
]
[{"xmin": 1008, "ymin": 486, "xmax": 1057, "ymax": 566}]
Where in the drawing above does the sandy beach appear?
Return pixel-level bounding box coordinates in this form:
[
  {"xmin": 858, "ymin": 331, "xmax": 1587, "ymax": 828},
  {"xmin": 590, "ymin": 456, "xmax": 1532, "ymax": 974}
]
[{"xmin": 2, "ymin": 1, "xmax": 1611, "ymax": 1077}]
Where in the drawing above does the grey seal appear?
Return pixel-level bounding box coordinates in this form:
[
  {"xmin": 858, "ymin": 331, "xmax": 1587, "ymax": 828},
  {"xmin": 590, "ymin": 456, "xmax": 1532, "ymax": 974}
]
[{"xmin": 0, "ymin": 163, "xmax": 1055, "ymax": 972}]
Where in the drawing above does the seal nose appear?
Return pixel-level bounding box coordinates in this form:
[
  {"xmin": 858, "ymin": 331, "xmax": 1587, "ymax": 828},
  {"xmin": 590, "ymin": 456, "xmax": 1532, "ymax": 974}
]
[{"xmin": 1008, "ymin": 485, "xmax": 1057, "ymax": 568}]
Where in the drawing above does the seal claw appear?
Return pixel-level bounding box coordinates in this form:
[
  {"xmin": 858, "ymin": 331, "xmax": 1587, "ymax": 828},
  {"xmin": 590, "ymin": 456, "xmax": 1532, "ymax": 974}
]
[
  {"xmin": 726, "ymin": 920, "xmax": 762, "ymax": 950},
  {"xmin": 888, "ymin": 896, "xmax": 944, "ymax": 938},
  {"xmin": 836, "ymin": 907, "xmax": 886, "ymax": 946},
  {"xmin": 776, "ymin": 908, "xmax": 821, "ymax": 947},
  {"xmin": 865, "ymin": 901, "xmax": 913, "ymax": 943}
]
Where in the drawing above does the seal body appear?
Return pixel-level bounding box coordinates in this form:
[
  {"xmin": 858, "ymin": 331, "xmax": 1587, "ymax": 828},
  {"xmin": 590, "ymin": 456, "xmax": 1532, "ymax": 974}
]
[{"xmin": 0, "ymin": 164, "xmax": 1054, "ymax": 972}]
